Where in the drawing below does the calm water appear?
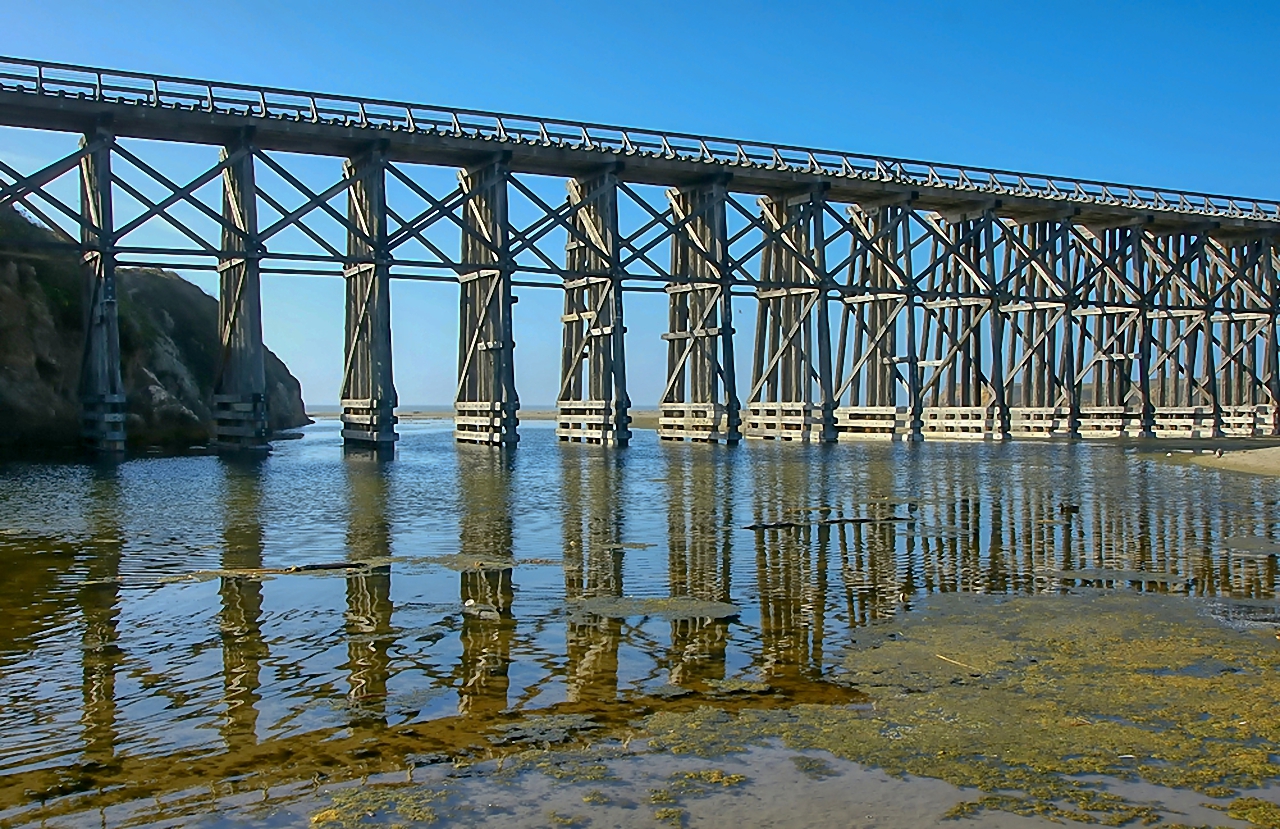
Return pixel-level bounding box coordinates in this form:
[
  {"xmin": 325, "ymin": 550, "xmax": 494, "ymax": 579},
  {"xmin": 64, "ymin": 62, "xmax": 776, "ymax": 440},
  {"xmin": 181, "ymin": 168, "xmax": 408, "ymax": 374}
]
[{"xmin": 1, "ymin": 421, "xmax": 1278, "ymax": 826}]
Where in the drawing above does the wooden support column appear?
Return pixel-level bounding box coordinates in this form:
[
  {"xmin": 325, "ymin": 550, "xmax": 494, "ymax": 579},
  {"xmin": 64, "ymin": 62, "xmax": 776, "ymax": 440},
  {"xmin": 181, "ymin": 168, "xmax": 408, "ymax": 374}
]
[
  {"xmin": 745, "ymin": 189, "xmax": 835, "ymax": 442},
  {"xmin": 1267, "ymin": 238, "xmax": 1280, "ymax": 435},
  {"xmin": 832, "ymin": 202, "xmax": 915, "ymax": 441},
  {"xmin": 79, "ymin": 126, "xmax": 126, "ymax": 453},
  {"xmin": 456, "ymin": 156, "xmax": 518, "ymax": 445},
  {"xmin": 1060, "ymin": 218, "xmax": 1082, "ymax": 438},
  {"xmin": 1199, "ymin": 237, "xmax": 1222, "ymax": 437},
  {"xmin": 1199, "ymin": 233, "xmax": 1224, "ymax": 439},
  {"xmin": 897, "ymin": 206, "xmax": 923, "ymax": 442},
  {"xmin": 658, "ymin": 179, "xmax": 740, "ymax": 442},
  {"xmin": 985, "ymin": 211, "xmax": 1010, "ymax": 439},
  {"xmin": 1134, "ymin": 225, "xmax": 1156, "ymax": 438},
  {"xmin": 341, "ymin": 147, "xmax": 398, "ymax": 448},
  {"xmin": 813, "ymin": 198, "xmax": 837, "ymax": 440},
  {"xmin": 212, "ymin": 137, "xmax": 268, "ymax": 452},
  {"xmin": 557, "ymin": 168, "xmax": 630, "ymax": 445}
]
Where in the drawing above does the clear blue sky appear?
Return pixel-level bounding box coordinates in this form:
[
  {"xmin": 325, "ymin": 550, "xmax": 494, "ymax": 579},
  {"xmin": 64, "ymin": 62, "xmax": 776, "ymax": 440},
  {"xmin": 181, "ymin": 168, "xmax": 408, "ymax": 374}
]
[{"xmin": 3, "ymin": 0, "xmax": 1279, "ymax": 408}]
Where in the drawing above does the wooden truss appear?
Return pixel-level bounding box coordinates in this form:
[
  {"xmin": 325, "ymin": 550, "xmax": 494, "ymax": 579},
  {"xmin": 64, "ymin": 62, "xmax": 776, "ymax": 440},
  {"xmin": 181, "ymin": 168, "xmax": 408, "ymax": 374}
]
[
  {"xmin": 76, "ymin": 127, "xmax": 126, "ymax": 452},
  {"xmin": 558, "ymin": 168, "xmax": 630, "ymax": 445},
  {"xmin": 746, "ymin": 189, "xmax": 835, "ymax": 442},
  {"xmin": 659, "ymin": 179, "xmax": 739, "ymax": 442},
  {"xmin": 213, "ymin": 134, "xmax": 268, "ymax": 450},
  {"xmin": 3, "ymin": 131, "xmax": 1279, "ymax": 451},
  {"xmin": 831, "ymin": 207, "xmax": 1280, "ymax": 440},
  {"xmin": 340, "ymin": 148, "xmax": 398, "ymax": 447}
]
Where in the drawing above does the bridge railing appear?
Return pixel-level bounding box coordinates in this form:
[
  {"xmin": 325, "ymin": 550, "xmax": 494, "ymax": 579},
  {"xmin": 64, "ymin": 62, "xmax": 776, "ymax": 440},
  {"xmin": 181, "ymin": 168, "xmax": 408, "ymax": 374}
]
[{"xmin": 1, "ymin": 54, "xmax": 1278, "ymax": 223}]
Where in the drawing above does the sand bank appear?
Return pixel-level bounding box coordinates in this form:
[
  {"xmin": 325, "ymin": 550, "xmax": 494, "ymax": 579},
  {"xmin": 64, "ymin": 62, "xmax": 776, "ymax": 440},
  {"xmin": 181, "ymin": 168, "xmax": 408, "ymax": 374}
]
[{"xmin": 1190, "ymin": 444, "xmax": 1280, "ymax": 476}]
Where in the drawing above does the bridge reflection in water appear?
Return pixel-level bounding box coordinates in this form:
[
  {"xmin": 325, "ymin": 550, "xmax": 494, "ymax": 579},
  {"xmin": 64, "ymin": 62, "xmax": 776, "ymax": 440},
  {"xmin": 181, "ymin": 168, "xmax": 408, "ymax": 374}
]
[
  {"xmin": 219, "ymin": 459, "xmax": 268, "ymax": 746},
  {"xmin": 0, "ymin": 430, "xmax": 1277, "ymax": 825}
]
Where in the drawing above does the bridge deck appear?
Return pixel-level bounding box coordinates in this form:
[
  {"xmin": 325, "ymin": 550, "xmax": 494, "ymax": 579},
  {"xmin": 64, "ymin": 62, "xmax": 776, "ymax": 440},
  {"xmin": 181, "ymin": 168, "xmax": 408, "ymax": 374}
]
[{"xmin": 1, "ymin": 55, "xmax": 1277, "ymax": 233}]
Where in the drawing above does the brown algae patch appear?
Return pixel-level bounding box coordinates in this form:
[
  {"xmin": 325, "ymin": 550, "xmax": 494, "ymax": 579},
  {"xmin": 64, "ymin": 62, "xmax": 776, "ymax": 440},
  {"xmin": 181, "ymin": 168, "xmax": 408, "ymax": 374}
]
[{"xmin": 642, "ymin": 592, "xmax": 1280, "ymax": 824}]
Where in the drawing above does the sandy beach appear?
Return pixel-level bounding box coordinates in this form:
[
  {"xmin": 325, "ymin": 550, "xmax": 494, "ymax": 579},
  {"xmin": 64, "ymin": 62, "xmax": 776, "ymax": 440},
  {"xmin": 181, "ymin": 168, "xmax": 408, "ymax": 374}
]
[{"xmin": 1190, "ymin": 444, "xmax": 1280, "ymax": 476}]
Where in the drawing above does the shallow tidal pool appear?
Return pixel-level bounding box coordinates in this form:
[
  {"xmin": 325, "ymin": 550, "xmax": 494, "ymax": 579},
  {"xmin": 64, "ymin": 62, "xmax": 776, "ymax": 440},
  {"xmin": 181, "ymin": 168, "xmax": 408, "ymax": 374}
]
[{"xmin": 1, "ymin": 421, "xmax": 1278, "ymax": 827}]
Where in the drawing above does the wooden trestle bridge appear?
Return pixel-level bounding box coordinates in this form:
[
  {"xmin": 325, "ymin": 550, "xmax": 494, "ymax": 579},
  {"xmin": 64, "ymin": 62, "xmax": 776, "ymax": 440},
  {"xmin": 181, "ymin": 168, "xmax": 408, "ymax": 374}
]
[{"xmin": 3, "ymin": 56, "xmax": 1280, "ymax": 451}]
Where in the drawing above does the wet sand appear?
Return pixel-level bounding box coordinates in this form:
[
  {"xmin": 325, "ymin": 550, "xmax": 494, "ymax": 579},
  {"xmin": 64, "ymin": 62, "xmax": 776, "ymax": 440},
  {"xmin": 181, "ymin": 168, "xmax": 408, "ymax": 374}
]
[
  {"xmin": 258, "ymin": 744, "xmax": 1267, "ymax": 829},
  {"xmin": 1191, "ymin": 445, "xmax": 1280, "ymax": 476}
]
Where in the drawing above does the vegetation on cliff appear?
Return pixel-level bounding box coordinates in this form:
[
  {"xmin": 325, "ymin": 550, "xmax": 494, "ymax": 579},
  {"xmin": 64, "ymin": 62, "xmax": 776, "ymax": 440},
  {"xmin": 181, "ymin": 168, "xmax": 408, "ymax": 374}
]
[{"xmin": 0, "ymin": 206, "xmax": 310, "ymax": 450}]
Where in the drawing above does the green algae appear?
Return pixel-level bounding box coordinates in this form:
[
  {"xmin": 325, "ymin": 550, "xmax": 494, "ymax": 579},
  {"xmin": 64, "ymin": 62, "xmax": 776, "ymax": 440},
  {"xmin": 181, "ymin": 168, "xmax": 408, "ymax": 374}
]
[
  {"xmin": 310, "ymin": 784, "xmax": 450, "ymax": 827},
  {"xmin": 419, "ymin": 553, "xmax": 515, "ymax": 572},
  {"xmin": 790, "ymin": 755, "xmax": 837, "ymax": 779},
  {"xmin": 307, "ymin": 592, "xmax": 1279, "ymax": 827},
  {"xmin": 705, "ymin": 678, "xmax": 772, "ymax": 695},
  {"xmin": 565, "ymin": 596, "xmax": 740, "ymax": 622},
  {"xmin": 309, "ymin": 749, "xmax": 625, "ymax": 828},
  {"xmin": 644, "ymin": 708, "xmax": 743, "ymax": 757},
  {"xmin": 640, "ymin": 592, "xmax": 1280, "ymax": 824},
  {"xmin": 499, "ymin": 747, "xmax": 620, "ymax": 783},
  {"xmin": 643, "ymin": 768, "xmax": 746, "ymax": 825},
  {"xmin": 1229, "ymin": 797, "xmax": 1280, "ymax": 828},
  {"xmin": 667, "ymin": 768, "xmax": 746, "ymax": 795}
]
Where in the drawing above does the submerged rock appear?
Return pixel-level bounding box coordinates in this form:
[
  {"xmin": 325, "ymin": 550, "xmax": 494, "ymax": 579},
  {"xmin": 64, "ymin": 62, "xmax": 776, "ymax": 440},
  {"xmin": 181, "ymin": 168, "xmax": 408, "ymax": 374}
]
[
  {"xmin": 564, "ymin": 596, "xmax": 740, "ymax": 622},
  {"xmin": 705, "ymin": 678, "xmax": 772, "ymax": 695},
  {"xmin": 1221, "ymin": 535, "xmax": 1280, "ymax": 557},
  {"xmin": 1201, "ymin": 598, "xmax": 1280, "ymax": 632},
  {"xmin": 1052, "ymin": 568, "xmax": 1190, "ymax": 586},
  {"xmin": 488, "ymin": 715, "xmax": 601, "ymax": 746},
  {"xmin": 425, "ymin": 553, "xmax": 517, "ymax": 572},
  {"xmin": 462, "ymin": 599, "xmax": 502, "ymax": 621},
  {"xmin": 647, "ymin": 684, "xmax": 695, "ymax": 700}
]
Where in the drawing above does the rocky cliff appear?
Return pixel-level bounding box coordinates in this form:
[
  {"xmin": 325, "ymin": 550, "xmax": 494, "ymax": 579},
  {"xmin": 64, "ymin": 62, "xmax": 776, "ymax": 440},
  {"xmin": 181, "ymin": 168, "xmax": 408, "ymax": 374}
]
[{"xmin": 0, "ymin": 206, "xmax": 310, "ymax": 451}]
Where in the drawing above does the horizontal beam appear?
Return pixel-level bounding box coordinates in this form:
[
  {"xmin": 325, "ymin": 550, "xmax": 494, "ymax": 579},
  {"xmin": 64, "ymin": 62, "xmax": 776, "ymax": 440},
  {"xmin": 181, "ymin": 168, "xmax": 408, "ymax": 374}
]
[{"xmin": 1, "ymin": 56, "xmax": 1277, "ymax": 234}]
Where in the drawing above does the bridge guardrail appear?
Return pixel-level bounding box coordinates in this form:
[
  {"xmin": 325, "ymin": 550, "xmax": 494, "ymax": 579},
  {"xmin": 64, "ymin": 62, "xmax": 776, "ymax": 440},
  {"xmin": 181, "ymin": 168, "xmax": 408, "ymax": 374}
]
[{"xmin": 1, "ymin": 55, "xmax": 1278, "ymax": 224}]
